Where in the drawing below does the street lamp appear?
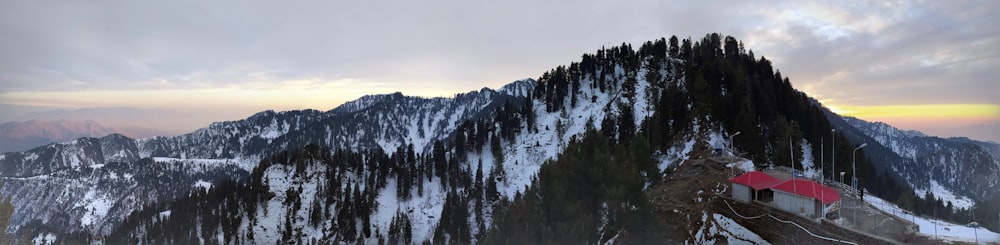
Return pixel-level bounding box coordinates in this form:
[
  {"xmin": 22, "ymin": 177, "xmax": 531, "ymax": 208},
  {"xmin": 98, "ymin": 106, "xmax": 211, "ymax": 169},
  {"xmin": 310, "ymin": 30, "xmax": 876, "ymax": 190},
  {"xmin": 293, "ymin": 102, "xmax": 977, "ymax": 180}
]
[
  {"xmin": 729, "ymin": 131, "xmax": 741, "ymax": 158},
  {"xmin": 831, "ymin": 129, "xmax": 836, "ymax": 183},
  {"xmin": 852, "ymin": 143, "xmax": 867, "ymax": 191},
  {"xmin": 852, "ymin": 143, "xmax": 867, "ymax": 227}
]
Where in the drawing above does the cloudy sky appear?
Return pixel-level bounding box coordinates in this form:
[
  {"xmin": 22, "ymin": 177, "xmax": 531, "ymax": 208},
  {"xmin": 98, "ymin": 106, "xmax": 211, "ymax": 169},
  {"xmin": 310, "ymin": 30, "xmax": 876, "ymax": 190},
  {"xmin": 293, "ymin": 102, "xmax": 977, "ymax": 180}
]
[{"xmin": 1, "ymin": 0, "xmax": 998, "ymax": 142}]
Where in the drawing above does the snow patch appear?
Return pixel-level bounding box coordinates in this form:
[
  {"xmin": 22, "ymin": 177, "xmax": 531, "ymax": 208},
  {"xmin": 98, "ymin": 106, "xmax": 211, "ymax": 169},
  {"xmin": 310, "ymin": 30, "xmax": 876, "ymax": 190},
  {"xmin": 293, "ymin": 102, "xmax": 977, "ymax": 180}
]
[
  {"xmin": 659, "ymin": 138, "xmax": 695, "ymax": 169},
  {"xmin": 77, "ymin": 190, "xmax": 113, "ymax": 227},
  {"xmin": 713, "ymin": 213, "xmax": 771, "ymax": 245},
  {"xmin": 32, "ymin": 232, "xmax": 57, "ymax": 245},
  {"xmin": 153, "ymin": 157, "xmax": 256, "ymax": 172},
  {"xmin": 373, "ymin": 178, "xmax": 447, "ymax": 243},
  {"xmin": 259, "ymin": 119, "xmax": 289, "ymax": 139},
  {"xmin": 24, "ymin": 152, "xmax": 39, "ymax": 162},
  {"xmin": 694, "ymin": 211, "xmax": 771, "ymax": 244},
  {"xmin": 193, "ymin": 180, "xmax": 213, "ymax": 190},
  {"xmin": 727, "ymin": 159, "xmax": 756, "ymax": 173},
  {"xmin": 707, "ymin": 131, "xmax": 728, "ymax": 155},
  {"xmin": 158, "ymin": 210, "xmax": 172, "ymax": 220},
  {"xmin": 798, "ymin": 140, "xmax": 819, "ymax": 179}
]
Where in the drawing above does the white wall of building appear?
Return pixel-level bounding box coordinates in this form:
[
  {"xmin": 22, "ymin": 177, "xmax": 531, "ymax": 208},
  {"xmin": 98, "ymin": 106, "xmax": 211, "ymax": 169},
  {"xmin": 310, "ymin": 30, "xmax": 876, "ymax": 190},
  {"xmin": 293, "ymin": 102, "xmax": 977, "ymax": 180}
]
[
  {"xmin": 732, "ymin": 183, "xmax": 750, "ymax": 202},
  {"xmin": 774, "ymin": 190, "xmax": 816, "ymax": 218}
]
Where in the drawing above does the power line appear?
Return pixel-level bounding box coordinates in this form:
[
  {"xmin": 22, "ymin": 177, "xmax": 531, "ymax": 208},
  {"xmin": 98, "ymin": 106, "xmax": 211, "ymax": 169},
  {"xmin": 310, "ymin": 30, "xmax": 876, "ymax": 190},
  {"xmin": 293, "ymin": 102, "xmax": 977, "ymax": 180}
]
[{"xmin": 722, "ymin": 199, "xmax": 860, "ymax": 245}]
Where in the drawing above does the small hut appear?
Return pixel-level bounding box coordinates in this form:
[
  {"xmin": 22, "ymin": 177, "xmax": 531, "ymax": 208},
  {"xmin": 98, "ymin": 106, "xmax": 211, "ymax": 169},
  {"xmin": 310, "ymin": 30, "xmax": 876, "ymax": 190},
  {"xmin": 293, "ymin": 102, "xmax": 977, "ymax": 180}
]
[{"xmin": 729, "ymin": 171, "xmax": 782, "ymax": 203}]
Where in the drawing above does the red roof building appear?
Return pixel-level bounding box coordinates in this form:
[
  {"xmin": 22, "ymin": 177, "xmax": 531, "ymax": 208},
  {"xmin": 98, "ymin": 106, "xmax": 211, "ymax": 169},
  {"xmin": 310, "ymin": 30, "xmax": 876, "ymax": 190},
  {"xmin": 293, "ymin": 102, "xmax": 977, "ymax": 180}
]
[
  {"xmin": 770, "ymin": 178, "xmax": 841, "ymax": 205},
  {"xmin": 729, "ymin": 171, "xmax": 842, "ymax": 219},
  {"xmin": 729, "ymin": 171, "xmax": 784, "ymax": 190}
]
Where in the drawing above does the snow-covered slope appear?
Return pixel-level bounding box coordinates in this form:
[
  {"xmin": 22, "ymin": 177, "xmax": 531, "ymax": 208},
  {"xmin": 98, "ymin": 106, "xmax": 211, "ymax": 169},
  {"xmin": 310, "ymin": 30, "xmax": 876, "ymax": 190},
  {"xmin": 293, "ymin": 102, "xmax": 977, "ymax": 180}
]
[
  {"xmin": 0, "ymin": 134, "xmax": 140, "ymax": 177},
  {"xmin": 97, "ymin": 42, "xmax": 689, "ymax": 244},
  {"xmin": 865, "ymin": 194, "xmax": 999, "ymax": 243},
  {"xmin": 2, "ymin": 157, "xmax": 249, "ymax": 234},
  {"xmin": 834, "ymin": 115, "xmax": 1000, "ymax": 203},
  {"xmin": 239, "ymin": 54, "xmax": 665, "ymax": 243},
  {"xmin": 692, "ymin": 212, "xmax": 771, "ymax": 245}
]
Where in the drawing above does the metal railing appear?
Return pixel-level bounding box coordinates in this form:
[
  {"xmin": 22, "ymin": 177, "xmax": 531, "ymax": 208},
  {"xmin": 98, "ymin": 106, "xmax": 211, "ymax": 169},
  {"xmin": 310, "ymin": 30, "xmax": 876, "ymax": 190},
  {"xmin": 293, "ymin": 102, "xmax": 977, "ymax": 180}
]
[{"xmin": 835, "ymin": 181, "xmax": 860, "ymax": 198}]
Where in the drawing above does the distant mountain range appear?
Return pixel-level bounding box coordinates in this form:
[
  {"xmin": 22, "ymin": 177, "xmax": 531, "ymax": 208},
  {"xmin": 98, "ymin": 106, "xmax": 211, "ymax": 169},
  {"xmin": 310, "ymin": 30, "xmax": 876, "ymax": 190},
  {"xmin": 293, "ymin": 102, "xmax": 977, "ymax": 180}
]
[
  {"xmin": 0, "ymin": 120, "xmax": 172, "ymax": 153},
  {"xmin": 0, "ymin": 106, "xmax": 260, "ymax": 141},
  {"xmin": 0, "ymin": 82, "xmax": 531, "ymax": 236},
  {"xmin": 826, "ymin": 112, "xmax": 1000, "ymax": 203}
]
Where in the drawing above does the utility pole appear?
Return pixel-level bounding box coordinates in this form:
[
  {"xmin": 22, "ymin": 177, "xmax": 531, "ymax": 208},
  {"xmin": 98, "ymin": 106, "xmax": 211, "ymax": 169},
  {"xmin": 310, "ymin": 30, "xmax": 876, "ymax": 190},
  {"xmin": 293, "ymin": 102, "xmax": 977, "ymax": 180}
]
[
  {"xmin": 973, "ymin": 208, "xmax": 978, "ymax": 244},
  {"xmin": 831, "ymin": 129, "xmax": 836, "ymax": 183},
  {"xmin": 790, "ymin": 137, "xmax": 798, "ymax": 212},
  {"xmin": 840, "ymin": 171, "xmax": 845, "ymax": 219},
  {"xmin": 729, "ymin": 131, "xmax": 741, "ymax": 178},
  {"xmin": 790, "ymin": 137, "xmax": 795, "ymax": 176}
]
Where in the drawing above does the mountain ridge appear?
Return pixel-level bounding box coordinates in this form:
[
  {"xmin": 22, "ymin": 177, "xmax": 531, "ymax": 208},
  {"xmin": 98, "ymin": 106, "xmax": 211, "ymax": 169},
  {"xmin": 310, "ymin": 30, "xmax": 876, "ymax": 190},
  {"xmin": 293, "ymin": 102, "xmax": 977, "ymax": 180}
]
[
  {"xmin": 0, "ymin": 78, "xmax": 537, "ymax": 236},
  {"xmin": 2, "ymin": 34, "xmax": 996, "ymax": 243},
  {"xmin": 0, "ymin": 119, "xmax": 172, "ymax": 153},
  {"xmin": 829, "ymin": 114, "xmax": 1000, "ymax": 203}
]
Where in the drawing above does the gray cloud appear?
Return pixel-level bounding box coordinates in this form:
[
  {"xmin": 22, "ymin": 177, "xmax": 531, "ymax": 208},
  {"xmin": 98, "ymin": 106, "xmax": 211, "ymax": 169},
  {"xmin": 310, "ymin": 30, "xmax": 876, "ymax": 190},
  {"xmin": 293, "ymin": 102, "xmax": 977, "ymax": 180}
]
[
  {"xmin": 733, "ymin": 0, "xmax": 1000, "ymax": 105},
  {"xmin": 0, "ymin": 0, "xmax": 997, "ymax": 107}
]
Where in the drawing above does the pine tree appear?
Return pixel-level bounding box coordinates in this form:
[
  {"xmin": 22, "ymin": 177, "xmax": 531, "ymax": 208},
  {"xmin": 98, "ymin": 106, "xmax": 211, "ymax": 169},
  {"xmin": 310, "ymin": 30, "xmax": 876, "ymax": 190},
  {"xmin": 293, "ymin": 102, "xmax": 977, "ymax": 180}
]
[
  {"xmin": 668, "ymin": 35, "xmax": 680, "ymax": 58},
  {"xmin": 491, "ymin": 134, "xmax": 504, "ymax": 164},
  {"xmin": 680, "ymin": 38, "xmax": 692, "ymax": 60},
  {"xmin": 282, "ymin": 214, "xmax": 294, "ymax": 242},
  {"xmin": 617, "ymin": 102, "xmax": 636, "ymax": 143},
  {"xmin": 475, "ymin": 159, "xmax": 485, "ymax": 214},
  {"xmin": 340, "ymin": 183, "xmax": 356, "ymax": 241},
  {"xmin": 397, "ymin": 153, "xmax": 411, "ymax": 200},
  {"xmin": 433, "ymin": 141, "xmax": 447, "ymax": 184},
  {"xmin": 363, "ymin": 214, "xmax": 372, "ymax": 239},
  {"xmin": 389, "ymin": 211, "xmax": 413, "ymax": 245}
]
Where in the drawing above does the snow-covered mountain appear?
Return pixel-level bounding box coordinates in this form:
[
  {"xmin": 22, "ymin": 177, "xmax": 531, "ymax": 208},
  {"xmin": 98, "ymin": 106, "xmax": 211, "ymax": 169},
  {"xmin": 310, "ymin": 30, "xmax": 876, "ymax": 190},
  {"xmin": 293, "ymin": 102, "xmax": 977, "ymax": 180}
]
[
  {"xmin": 1, "ymin": 39, "xmax": 672, "ymax": 242},
  {"xmin": 4, "ymin": 34, "xmax": 987, "ymax": 243},
  {"xmin": 103, "ymin": 43, "xmax": 675, "ymax": 244},
  {"xmin": 0, "ymin": 85, "xmax": 526, "ymax": 176},
  {"xmin": 830, "ymin": 114, "xmax": 1000, "ymax": 204},
  {"xmin": 0, "ymin": 81, "xmax": 534, "ymax": 236},
  {"xmin": 0, "ymin": 120, "xmax": 170, "ymax": 153}
]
